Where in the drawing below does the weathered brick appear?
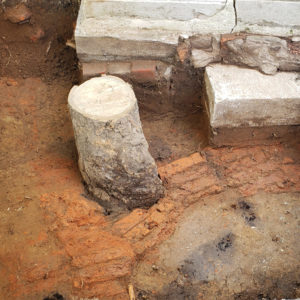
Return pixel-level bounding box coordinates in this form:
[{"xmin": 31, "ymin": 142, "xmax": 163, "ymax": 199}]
[
  {"xmin": 131, "ymin": 60, "xmax": 158, "ymax": 83},
  {"xmin": 206, "ymin": 144, "xmax": 300, "ymax": 197},
  {"xmin": 177, "ymin": 43, "xmax": 190, "ymax": 62},
  {"xmin": 73, "ymin": 279, "xmax": 127, "ymax": 298},
  {"xmin": 158, "ymin": 152, "xmax": 206, "ymax": 179},
  {"xmin": 167, "ymin": 164, "xmax": 210, "ymax": 186},
  {"xmin": 220, "ymin": 33, "xmax": 245, "ymax": 46},
  {"xmin": 112, "ymin": 208, "xmax": 148, "ymax": 236},
  {"xmin": 107, "ymin": 61, "xmax": 131, "ymax": 75},
  {"xmin": 82, "ymin": 62, "xmax": 107, "ymax": 81},
  {"xmin": 124, "ymin": 221, "xmax": 151, "ymax": 241},
  {"xmin": 190, "ymin": 34, "xmax": 213, "ymax": 50}
]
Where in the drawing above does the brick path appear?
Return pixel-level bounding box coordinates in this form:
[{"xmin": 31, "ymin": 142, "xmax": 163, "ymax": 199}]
[{"xmin": 29, "ymin": 144, "xmax": 300, "ymax": 298}]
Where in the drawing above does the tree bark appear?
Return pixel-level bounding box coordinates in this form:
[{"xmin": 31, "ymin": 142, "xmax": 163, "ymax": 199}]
[{"xmin": 68, "ymin": 76, "xmax": 164, "ymax": 210}]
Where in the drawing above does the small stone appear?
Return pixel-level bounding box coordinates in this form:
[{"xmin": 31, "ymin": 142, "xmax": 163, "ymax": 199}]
[
  {"xmin": 260, "ymin": 63, "xmax": 278, "ymax": 75},
  {"xmin": 191, "ymin": 49, "xmax": 221, "ymax": 68},
  {"xmin": 190, "ymin": 34, "xmax": 213, "ymax": 50},
  {"xmin": 192, "ymin": 35, "xmax": 221, "ymax": 68},
  {"xmin": 4, "ymin": 4, "xmax": 32, "ymax": 24},
  {"xmin": 291, "ymin": 36, "xmax": 300, "ymax": 42},
  {"xmin": 6, "ymin": 79, "xmax": 18, "ymax": 86}
]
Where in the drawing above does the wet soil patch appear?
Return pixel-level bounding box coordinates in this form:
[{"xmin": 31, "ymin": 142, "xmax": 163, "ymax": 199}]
[
  {"xmin": 178, "ymin": 232, "xmax": 235, "ymax": 284},
  {"xmin": 217, "ymin": 233, "xmax": 234, "ymax": 252},
  {"xmin": 238, "ymin": 200, "xmax": 257, "ymax": 226},
  {"xmin": 133, "ymin": 192, "xmax": 300, "ymax": 299},
  {"xmin": 43, "ymin": 293, "xmax": 65, "ymax": 300}
]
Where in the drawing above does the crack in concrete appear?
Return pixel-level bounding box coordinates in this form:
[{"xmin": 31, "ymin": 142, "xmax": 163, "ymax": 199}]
[
  {"xmin": 204, "ymin": 0, "xmax": 228, "ymax": 18},
  {"xmin": 231, "ymin": 0, "xmax": 238, "ymax": 33}
]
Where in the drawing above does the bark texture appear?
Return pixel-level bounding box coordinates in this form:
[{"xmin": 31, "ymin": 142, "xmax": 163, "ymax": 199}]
[{"xmin": 68, "ymin": 77, "xmax": 164, "ymax": 209}]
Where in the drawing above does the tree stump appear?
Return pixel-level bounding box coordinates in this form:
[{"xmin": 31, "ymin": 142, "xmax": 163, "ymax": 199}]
[{"xmin": 68, "ymin": 76, "xmax": 164, "ymax": 209}]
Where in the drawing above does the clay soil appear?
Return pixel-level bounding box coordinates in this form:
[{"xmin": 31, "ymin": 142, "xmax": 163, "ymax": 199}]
[{"xmin": 0, "ymin": 3, "xmax": 299, "ymax": 300}]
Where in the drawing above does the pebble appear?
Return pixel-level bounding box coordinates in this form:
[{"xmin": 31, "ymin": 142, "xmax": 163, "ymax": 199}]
[
  {"xmin": 6, "ymin": 79, "xmax": 18, "ymax": 87},
  {"xmin": 4, "ymin": 3, "xmax": 32, "ymax": 24}
]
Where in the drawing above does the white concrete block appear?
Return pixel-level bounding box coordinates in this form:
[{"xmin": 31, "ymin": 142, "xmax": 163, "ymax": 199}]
[
  {"xmin": 205, "ymin": 64, "xmax": 300, "ymax": 128},
  {"xmin": 75, "ymin": 0, "xmax": 300, "ymax": 62},
  {"xmin": 86, "ymin": 0, "xmax": 227, "ymax": 21},
  {"xmin": 75, "ymin": 0, "xmax": 235, "ymax": 61},
  {"xmin": 234, "ymin": 0, "xmax": 300, "ymax": 36}
]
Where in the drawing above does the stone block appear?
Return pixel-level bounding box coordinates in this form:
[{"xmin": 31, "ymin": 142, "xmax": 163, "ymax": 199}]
[
  {"xmin": 76, "ymin": 36, "xmax": 177, "ymax": 62},
  {"xmin": 75, "ymin": 0, "xmax": 235, "ymax": 62},
  {"xmin": 4, "ymin": 3, "xmax": 32, "ymax": 24},
  {"xmin": 75, "ymin": 0, "xmax": 300, "ymax": 63},
  {"xmin": 191, "ymin": 49, "xmax": 220, "ymax": 68},
  {"xmin": 190, "ymin": 35, "xmax": 213, "ymax": 50},
  {"xmin": 191, "ymin": 35, "xmax": 221, "ymax": 68},
  {"xmin": 221, "ymin": 35, "xmax": 300, "ymax": 75},
  {"xmin": 234, "ymin": 0, "xmax": 300, "ymax": 36},
  {"xmin": 236, "ymin": 0, "xmax": 300, "ymax": 27},
  {"xmin": 204, "ymin": 64, "xmax": 300, "ymax": 128},
  {"xmin": 86, "ymin": 0, "xmax": 227, "ymax": 21}
]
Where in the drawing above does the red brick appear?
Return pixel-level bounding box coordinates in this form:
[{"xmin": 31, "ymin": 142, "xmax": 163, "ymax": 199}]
[
  {"xmin": 220, "ymin": 33, "xmax": 246, "ymax": 46},
  {"xmin": 73, "ymin": 279, "xmax": 128, "ymax": 298},
  {"xmin": 158, "ymin": 152, "xmax": 206, "ymax": 179},
  {"xmin": 112, "ymin": 208, "xmax": 148, "ymax": 236},
  {"xmin": 206, "ymin": 144, "xmax": 300, "ymax": 197},
  {"xmin": 82, "ymin": 62, "xmax": 107, "ymax": 80},
  {"xmin": 124, "ymin": 221, "xmax": 151, "ymax": 241},
  {"xmin": 177, "ymin": 43, "xmax": 190, "ymax": 62},
  {"xmin": 131, "ymin": 60, "xmax": 158, "ymax": 83}
]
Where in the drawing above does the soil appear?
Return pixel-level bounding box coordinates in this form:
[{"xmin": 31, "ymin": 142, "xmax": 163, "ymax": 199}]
[
  {"xmin": 133, "ymin": 192, "xmax": 300, "ymax": 299},
  {"xmin": 0, "ymin": 2, "xmax": 299, "ymax": 300}
]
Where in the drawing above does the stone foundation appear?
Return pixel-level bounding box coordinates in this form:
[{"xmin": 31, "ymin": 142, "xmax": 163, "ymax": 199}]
[{"xmin": 74, "ymin": 0, "xmax": 300, "ymax": 148}]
